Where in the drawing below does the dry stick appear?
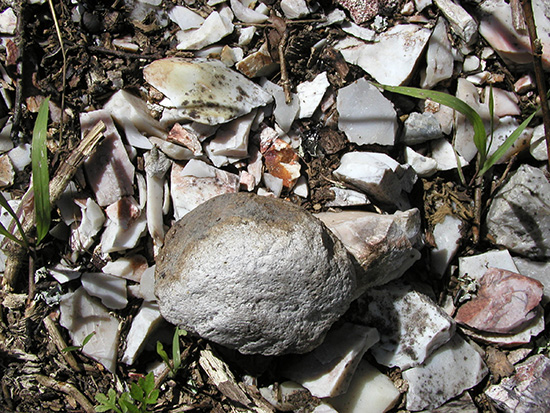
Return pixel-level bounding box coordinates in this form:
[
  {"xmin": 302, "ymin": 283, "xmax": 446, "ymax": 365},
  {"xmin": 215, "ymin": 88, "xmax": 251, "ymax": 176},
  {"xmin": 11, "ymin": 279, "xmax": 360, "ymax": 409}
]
[
  {"xmin": 520, "ymin": 0, "xmax": 550, "ymax": 172},
  {"xmin": 278, "ymin": 30, "xmax": 292, "ymax": 104},
  {"xmin": 48, "ymin": 0, "xmax": 67, "ymax": 144},
  {"xmin": 43, "ymin": 316, "xmax": 82, "ymax": 373},
  {"xmin": 35, "ymin": 374, "xmax": 95, "ymax": 413},
  {"xmin": 2, "ymin": 121, "xmax": 105, "ymax": 291}
]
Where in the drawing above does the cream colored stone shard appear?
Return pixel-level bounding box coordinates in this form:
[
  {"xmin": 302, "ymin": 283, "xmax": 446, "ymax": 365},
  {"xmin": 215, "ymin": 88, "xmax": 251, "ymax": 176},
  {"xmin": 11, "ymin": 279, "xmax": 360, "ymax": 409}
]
[{"xmin": 144, "ymin": 58, "xmax": 272, "ymax": 125}]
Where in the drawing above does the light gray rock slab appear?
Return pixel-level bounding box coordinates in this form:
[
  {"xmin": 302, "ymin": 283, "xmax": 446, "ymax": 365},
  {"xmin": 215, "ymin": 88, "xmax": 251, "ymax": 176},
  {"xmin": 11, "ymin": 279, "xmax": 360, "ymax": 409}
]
[
  {"xmin": 485, "ymin": 355, "xmax": 550, "ymax": 413},
  {"xmin": 0, "ymin": 8, "xmax": 16, "ymax": 34},
  {"xmin": 357, "ymin": 280, "xmax": 455, "ymax": 369},
  {"xmin": 486, "ymin": 116, "xmax": 532, "ymax": 164},
  {"xmin": 431, "ymin": 214, "xmax": 464, "ymax": 276},
  {"xmin": 418, "ymin": 392, "xmax": 478, "ymax": 413},
  {"xmin": 144, "ymin": 58, "xmax": 272, "ymax": 125},
  {"xmin": 175, "ymin": 11, "xmax": 233, "ymax": 50},
  {"xmin": 280, "ymin": 0, "xmax": 311, "ymax": 19},
  {"xmin": 337, "ymin": 78, "xmax": 397, "ymax": 146},
  {"xmin": 230, "ymin": 0, "xmax": 269, "ymax": 23},
  {"xmin": 261, "ymin": 79, "xmax": 300, "ymax": 133},
  {"xmin": 155, "ymin": 193, "xmax": 356, "ymax": 355},
  {"xmin": 433, "ymin": 0, "xmax": 477, "ymax": 45},
  {"xmin": 170, "ymin": 159, "xmax": 239, "ymax": 220},
  {"xmin": 405, "ymin": 147, "xmax": 438, "ymax": 178},
  {"xmin": 7, "ymin": 143, "xmax": 30, "ymax": 172},
  {"xmin": 402, "ymin": 334, "xmax": 488, "ymax": 411},
  {"xmin": 168, "ymin": 5, "xmax": 204, "ymax": 30},
  {"xmin": 403, "ymin": 112, "xmax": 443, "ymax": 144},
  {"xmin": 121, "ymin": 301, "xmax": 163, "ymax": 365},
  {"xmin": 333, "ymin": 151, "xmax": 416, "ymax": 210},
  {"xmin": 420, "ymin": 18, "xmax": 454, "ymax": 89},
  {"xmin": 458, "ymin": 249, "xmax": 518, "ymax": 279},
  {"xmin": 430, "ymin": 138, "xmax": 468, "ymax": 171},
  {"xmin": 297, "ymin": 72, "xmax": 329, "ymax": 119},
  {"xmin": 335, "ymin": 25, "xmax": 431, "ymax": 86},
  {"xmin": 530, "ymin": 124, "xmax": 548, "ymax": 161},
  {"xmin": 281, "ymin": 323, "xmax": 379, "ymax": 398},
  {"xmin": 329, "ymin": 359, "xmax": 401, "ymax": 413},
  {"xmin": 316, "ymin": 209, "xmax": 422, "ymax": 295},
  {"xmin": 81, "ymin": 272, "xmax": 128, "ymax": 310},
  {"xmin": 513, "ymin": 256, "xmax": 550, "ymax": 304},
  {"xmin": 486, "ymin": 164, "xmax": 550, "ymax": 258},
  {"xmin": 81, "ymin": 110, "xmax": 135, "ymax": 206},
  {"xmin": 59, "ymin": 287, "xmax": 120, "ymax": 373},
  {"xmin": 326, "ymin": 187, "xmax": 370, "ymax": 207}
]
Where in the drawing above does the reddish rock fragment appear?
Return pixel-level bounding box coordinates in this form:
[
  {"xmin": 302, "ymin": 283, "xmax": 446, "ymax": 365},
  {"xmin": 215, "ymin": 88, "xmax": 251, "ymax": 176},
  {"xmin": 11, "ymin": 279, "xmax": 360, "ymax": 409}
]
[
  {"xmin": 168, "ymin": 123, "xmax": 203, "ymax": 156},
  {"xmin": 336, "ymin": 0, "xmax": 378, "ymax": 24},
  {"xmin": 263, "ymin": 139, "xmax": 301, "ymax": 189},
  {"xmin": 455, "ymin": 268, "xmax": 543, "ymax": 334}
]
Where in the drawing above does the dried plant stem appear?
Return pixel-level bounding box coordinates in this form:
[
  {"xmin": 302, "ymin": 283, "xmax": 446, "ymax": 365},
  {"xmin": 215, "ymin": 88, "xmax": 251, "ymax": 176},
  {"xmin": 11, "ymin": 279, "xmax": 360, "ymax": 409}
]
[
  {"xmin": 2, "ymin": 121, "xmax": 105, "ymax": 291},
  {"xmin": 520, "ymin": 0, "xmax": 550, "ymax": 171},
  {"xmin": 47, "ymin": 0, "xmax": 67, "ymax": 142},
  {"xmin": 472, "ymin": 167, "xmax": 483, "ymax": 246},
  {"xmin": 35, "ymin": 374, "xmax": 95, "ymax": 413},
  {"xmin": 278, "ymin": 31, "xmax": 292, "ymax": 104},
  {"xmin": 43, "ymin": 316, "xmax": 82, "ymax": 373}
]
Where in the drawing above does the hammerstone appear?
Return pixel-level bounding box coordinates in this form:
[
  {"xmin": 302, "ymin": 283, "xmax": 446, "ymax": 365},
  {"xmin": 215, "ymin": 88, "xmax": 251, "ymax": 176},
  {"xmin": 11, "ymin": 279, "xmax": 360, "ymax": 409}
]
[{"xmin": 155, "ymin": 193, "xmax": 357, "ymax": 355}]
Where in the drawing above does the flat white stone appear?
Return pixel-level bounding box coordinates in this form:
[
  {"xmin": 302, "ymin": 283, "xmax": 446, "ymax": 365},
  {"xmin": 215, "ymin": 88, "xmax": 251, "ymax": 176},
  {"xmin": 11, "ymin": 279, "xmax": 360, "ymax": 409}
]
[
  {"xmin": 317, "ymin": 209, "xmax": 422, "ymax": 295},
  {"xmin": 336, "ymin": 24, "xmax": 432, "ymax": 86},
  {"xmin": 280, "ymin": 0, "xmax": 311, "ymax": 19},
  {"xmin": 359, "ymin": 280, "xmax": 455, "ymax": 369},
  {"xmin": 100, "ymin": 199, "xmax": 147, "ymax": 254},
  {"xmin": 403, "ymin": 112, "xmax": 443, "ymax": 145},
  {"xmin": 236, "ymin": 42, "xmax": 279, "ymax": 78},
  {"xmin": 121, "ymin": 301, "xmax": 163, "ymax": 365},
  {"xmin": 430, "ymin": 138, "xmax": 468, "ymax": 171},
  {"xmin": 149, "ymin": 136, "xmax": 194, "ymax": 161},
  {"xmin": 81, "ymin": 272, "xmax": 128, "ymax": 310},
  {"xmin": 329, "ymin": 360, "xmax": 400, "ymax": 413},
  {"xmin": 70, "ymin": 198, "xmax": 105, "ymax": 252},
  {"xmin": 463, "ymin": 55, "xmax": 480, "ymax": 73},
  {"xmin": 48, "ymin": 262, "xmax": 81, "ymax": 284},
  {"xmin": 333, "ymin": 151, "xmax": 414, "ymax": 210},
  {"xmin": 420, "ymin": 18, "xmax": 454, "ymax": 89},
  {"xmin": 483, "ymin": 87, "xmax": 520, "ymax": 117},
  {"xmin": 458, "ymin": 250, "xmax": 518, "ymax": 279},
  {"xmin": 81, "ymin": 111, "xmax": 135, "ymax": 206},
  {"xmin": 144, "ymin": 58, "xmax": 272, "ymax": 125},
  {"xmin": 175, "ymin": 11, "xmax": 233, "ymax": 50},
  {"xmin": 340, "ymin": 21, "xmax": 376, "ymax": 42},
  {"xmin": 168, "ymin": 6, "xmax": 204, "ymax": 30},
  {"xmin": 230, "ymin": 0, "xmax": 269, "ymax": 23},
  {"xmin": 403, "ymin": 334, "xmax": 488, "ymax": 411},
  {"xmin": 208, "ymin": 111, "xmax": 255, "ymax": 158},
  {"xmin": 102, "ymin": 255, "xmax": 148, "ymax": 283},
  {"xmin": 514, "ymin": 74, "xmax": 535, "ymax": 93},
  {"xmin": 454, "ymin": 78, "xmax": 491, "ymax": 162},
  {"xmin": 7, "ymin": 143, "xmax": 31, "ymax": 172},
  {"xmin": 59, "ymin": 287, "xmax": 120, "ymax": 373},
  {"xmin": 405, "ymin": 147, "xmax": 438, "ymax": 177},
  {"xmin": 261, "ymin": 79, "xmax": 300, "ymax": 133},
  {"xmin": 281, "ymin": 323, "xmax": 379, "ymax": 397},
  {"xmin": 431, "ymin": 214, "xmax": 463, "ymax": 276},
  {"xmin": 326, "ymin": 187, "xmax": 370, "ymax": 207},
  {"xmin": 138, "ymin": 265, "xmax": 156, "ymax": 302},
  {"xmin": 293, "ymin": 176, "xmax": 308, "ymax": 198},
  {"xmin": 170, "ymin": 159, "xmax": 239, "ymax": 219},
  {"xmin": 486, "ymin": 116, "xmax": 532, "ymax": 164},
  {"xmin": 237, "ymin": 26, "xmax": 256, "ymax": 46},
  {"xmin": 434, "ymin": 0, "xmax": 477, "ymax": 45},
  {"xmin": 297, "ymin": 72, "xmax": 330, "ymax": 119},
  {"xmin": 424, "ymin": 99, "xmax": 454, "ymax": 135},
  {"xmin": 0, "ymin": 154, "xmax": 14, "ymax": 187},
  {"xmin": 513, "ymin": 256, "xmax": 550, "ymax": 304},
  {"xmin": 0, "ymin": 119, "xmax": 14, "ymax": 153},
  {"xmin": 0, "ymin": 8, "xmax": 16, "ymax": 34},
  {"xmin": 103, "ymin": 90, "xmax": 167, "ymax": 148},
  {"xmin": 337, "ymin": 79, "xmax": 397, "ymax": 146},
  {"xmin": 530, "ymin": 124, "xmax": 548, "ymax": 161},
  {"xmin": 263, "ymin": 173, "xmax": 283, "ymax": 198}
]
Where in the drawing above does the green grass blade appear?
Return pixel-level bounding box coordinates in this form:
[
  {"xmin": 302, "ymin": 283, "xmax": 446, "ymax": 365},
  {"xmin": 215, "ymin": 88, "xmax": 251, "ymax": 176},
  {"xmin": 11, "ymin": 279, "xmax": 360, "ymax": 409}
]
[
  {"xmin": 0, "ymin": 192, "xmax": 29, "ymax": 247},
  {"xmin": 32, "ymin": 97, "xmax": 51, "ymax": 245},
  {"xmin": 478, "ymin": 110, "xmax": 538, "ymax": 177},
  {"xmin": 374, "ymin": 83, "xmax": 488, "ymax": 162}
]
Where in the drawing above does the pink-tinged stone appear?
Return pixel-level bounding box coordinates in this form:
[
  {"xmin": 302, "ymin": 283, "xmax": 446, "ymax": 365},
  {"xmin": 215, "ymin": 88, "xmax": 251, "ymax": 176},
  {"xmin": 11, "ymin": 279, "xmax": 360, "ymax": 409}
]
[
  {"xmin": 455, "ymin": 268, "xmax": 543, "ymax": 334},
  {"xmin": 105, "ymin": 196, "xmax": 141, "ymax": 230},
  {"xmin": 81, "ymin": 110, "xmax": 135, "ymax": 207},
  {"xmin": 336, "ymin": 0, "xmax": 378, "ymax": 24},
  {"xmin": 263, "ymin": 139, "xmax": 301, "ymax": 190},
  {"xmin": 167, "ymin": 123, "xmax": 202, "ymax": 156},
  {"xmin": 485, "ymin": 355, "xmax": 550, "ymax": 412}
]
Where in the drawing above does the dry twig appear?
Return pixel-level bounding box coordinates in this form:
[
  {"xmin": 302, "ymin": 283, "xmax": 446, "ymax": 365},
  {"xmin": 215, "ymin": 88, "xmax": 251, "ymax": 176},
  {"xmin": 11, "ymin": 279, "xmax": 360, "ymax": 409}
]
[
  {"xmin": 43, "ymin": 316, "xmax": 82, "ymax": 373},
  {"xmin": 35, "ymin": 374, "xmax": 95, "ymax": 413}
]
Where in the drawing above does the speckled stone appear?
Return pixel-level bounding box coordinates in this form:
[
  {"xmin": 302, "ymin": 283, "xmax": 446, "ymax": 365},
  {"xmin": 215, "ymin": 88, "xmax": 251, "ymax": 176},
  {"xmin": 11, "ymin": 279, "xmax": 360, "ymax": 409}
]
[{"xmin": 155, "ymin": 193, "xmax": 357, "ymax": 355}]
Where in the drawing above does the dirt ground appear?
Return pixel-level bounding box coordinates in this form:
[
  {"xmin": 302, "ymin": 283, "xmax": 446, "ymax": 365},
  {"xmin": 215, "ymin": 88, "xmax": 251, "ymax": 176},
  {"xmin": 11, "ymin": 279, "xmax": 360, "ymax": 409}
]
[{"xmin": 0, "ymin": 0, "xmax": 548, "ymax": 412}]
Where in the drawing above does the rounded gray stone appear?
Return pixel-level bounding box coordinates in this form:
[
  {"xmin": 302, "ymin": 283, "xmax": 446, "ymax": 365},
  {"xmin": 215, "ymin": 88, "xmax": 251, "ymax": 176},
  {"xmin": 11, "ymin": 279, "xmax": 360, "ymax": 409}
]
[{"xmin": 155, "ymin": 193, "xmax": 356, "ymax": 355}]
